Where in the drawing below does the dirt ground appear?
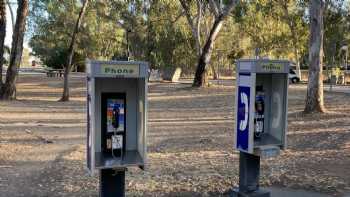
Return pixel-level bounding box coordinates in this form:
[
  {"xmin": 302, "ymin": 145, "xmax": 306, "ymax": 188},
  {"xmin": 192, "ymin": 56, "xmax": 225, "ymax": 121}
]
[{"xmin": 0, "ymin": 74, "xmax": 350, "ymax": 197}]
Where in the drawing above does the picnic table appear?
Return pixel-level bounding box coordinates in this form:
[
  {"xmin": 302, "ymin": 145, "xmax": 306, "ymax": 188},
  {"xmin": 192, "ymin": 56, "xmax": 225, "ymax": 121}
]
[{"xmin": 45, "ymin": 69, "xmax": 64, "ymax": 77}]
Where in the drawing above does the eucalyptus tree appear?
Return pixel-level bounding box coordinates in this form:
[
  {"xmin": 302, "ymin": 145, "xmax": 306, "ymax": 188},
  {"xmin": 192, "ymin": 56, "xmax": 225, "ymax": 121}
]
[
  {"xmin": 179, "ymin": 0, "xmax": 238, "ymax": 87},
  {"xmin": 304, "ymin": 0, "xmax": 326, "ymax": 113},
  {"xmin": 277, "ymin": 0, "xmax": 308, "ymax": 79},
  {"xmin": 60, "ymin": 0, "xmax": 89, "ymax": 102},
  {"xmin": 146, "ymin": 0, "xmax": 196, "ymax": 72},
  {"xmin": 0, "ymin": 0, "xmax": 28, "ymax": 100},
  {"xmin": 0, "ymin": 0, "xmax": 6, "ymax": 89},
  {"xmin": 99, "ymin": 0, "xmax": 196, "ymax": 73},
  {"xmin": 235, "ymin": 0, "xmax": 309, "ymax": 61},
  {"xmin": 324, "ymin": 0, "xmax": 349, "ymax": 68},
  {"xmin": 29, "ymin": 1, "xmax": 126, "ymax": 69}
]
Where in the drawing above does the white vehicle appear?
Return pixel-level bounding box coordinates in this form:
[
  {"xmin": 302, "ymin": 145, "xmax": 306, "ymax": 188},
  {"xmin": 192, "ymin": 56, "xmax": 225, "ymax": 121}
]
[{"xmin": 289, "ymin": 68, "xmax": 300, "ymax": 83}]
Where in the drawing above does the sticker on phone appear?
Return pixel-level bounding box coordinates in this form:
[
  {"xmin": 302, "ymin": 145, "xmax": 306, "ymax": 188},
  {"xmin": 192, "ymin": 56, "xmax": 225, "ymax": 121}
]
[{"xmin": 112, "ymin": 135, "xmax": 123, "ymax": 149}]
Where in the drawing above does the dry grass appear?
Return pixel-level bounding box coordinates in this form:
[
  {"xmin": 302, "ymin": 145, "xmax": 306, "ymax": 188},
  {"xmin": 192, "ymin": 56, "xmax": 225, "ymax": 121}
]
[{"xmin": 0, "ymin": 74, "xmax": 349, "ymax": 196}]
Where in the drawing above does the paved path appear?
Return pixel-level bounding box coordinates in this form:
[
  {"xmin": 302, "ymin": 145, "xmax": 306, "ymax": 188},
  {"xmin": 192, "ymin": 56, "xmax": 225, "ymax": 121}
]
[
  {"xmin": 267, "ymin": 187, "xmax": 331, "ymax": 197},
  {"xmin": 232, "ymin": 187, "xmax": 350, "ymax": 197},
  {"xmin": 324, "ymin": 84, "xmax": 350, "ymax": 94}
]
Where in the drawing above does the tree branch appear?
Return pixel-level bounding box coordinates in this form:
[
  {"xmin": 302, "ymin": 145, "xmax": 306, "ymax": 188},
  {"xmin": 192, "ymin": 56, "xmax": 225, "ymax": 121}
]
[
  {"xmin": 179, "ymin": 0, "xmax": 202, "ymax": 56},
  {"xmin": 179, "ymin": 0, "xmax": 195, "ymax": 29},
  {"xmin": 222, "ymin": 0, "xmax": 239, "ymax": 17},
  {"xmin": 195, "ymin": 0, "xmax": 202, "ymax": 52},
  {"xmin": 208, "ymin": 0, "xmax": 219, "ymax": 17}
]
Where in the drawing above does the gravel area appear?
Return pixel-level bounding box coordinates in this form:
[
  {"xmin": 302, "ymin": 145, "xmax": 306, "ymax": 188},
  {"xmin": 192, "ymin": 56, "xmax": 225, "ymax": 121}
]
[{"xmin": 0, "ymin": 74, "xmax": 349, "ymax": 196}]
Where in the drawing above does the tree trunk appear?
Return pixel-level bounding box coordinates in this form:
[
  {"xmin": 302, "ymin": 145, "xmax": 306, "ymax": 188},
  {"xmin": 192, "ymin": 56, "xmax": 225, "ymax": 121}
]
[
  {"xmin": 0, "ymin": 0, "xmax": 28, "ymax": 100},
  {"xmin": 179, "ymin": 0, "xmax": 202, "ymax": 57},
  {"xmin": 304, "ymin": 0, "xmax": 326, "ymax": 113},
  {"xmin": 211, "ymin": 64, "xmax": 218, "ymax": 80},
  {"xmin": 60, "ymin": 0, "xmax": 89, "ymax": 102},
  {"xmin": 6, "ymin": 0, "xmax": 14, "ymax": 30},
  {"xmin": 289, "ymin": 20, "xmax": 302, "ymax": 81},
  {"xmin": 280, "ymin": 0, "xmax": 302, "ymax": 81},
  {"xmin": 193, "ymin": 16, "xmax": 223, "ymax": 87},
  {"xmin": 0, "ymin": 0, "xmax": 6, "ymax": 88}
]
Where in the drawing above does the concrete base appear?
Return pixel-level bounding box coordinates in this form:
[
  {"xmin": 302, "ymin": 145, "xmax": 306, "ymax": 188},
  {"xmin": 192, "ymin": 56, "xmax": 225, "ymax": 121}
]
[{"xmin": 230, "ymin": 188, "xmax": 270, "ymax": 197}]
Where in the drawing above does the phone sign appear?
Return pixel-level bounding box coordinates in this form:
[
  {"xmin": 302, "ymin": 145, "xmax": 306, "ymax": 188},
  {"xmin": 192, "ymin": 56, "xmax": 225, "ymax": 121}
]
[
  {"xmin": 237, "ymin": 86, "xmax": 250, "ymax": 151},
  {"xmin": 101, "ymin": 64, "xmax": 139, "ymax": 77}
]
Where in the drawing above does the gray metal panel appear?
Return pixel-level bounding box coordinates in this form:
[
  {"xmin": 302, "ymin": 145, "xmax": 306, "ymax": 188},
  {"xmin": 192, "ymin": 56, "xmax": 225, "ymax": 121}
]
[
  {"xmin": 282, "ymin": 74, "xmax": 289, "ymax": 150},
  {"xmin": 248, "ymin": 73, "xmax": 256, "ymax": 153},
  {"xmin": 87, "ymin": 60, "xmax": 148, "ymax": 78},
  {"xmin": 252, "ymin": 73, "xmax": 288, "ymax": 152},
  {"xmin": 238, "ymin": 59, "xmax": 289, "ymax": 74},
  {"xmin": 95, "ymin": 150, "xmax": 144, "ymax": 169},
  {"xmin": 254, "ymin": 133, "xmax": 281, "ymax": 147},
  {"xmin": 143, "ymin": 78, "xmax": 148, "ymax": 165},
  {"xmin": 234, "ymin": 69, "xmax": 239, "ymax": 150},
  {"xmin": 86, "ymin": 59, "xmax": 92, "ymax": 75},
  {"xmin": 269, "ymin": 74, "xmax": 288, "ymax": 148},
  {"xmin": 90, "ymin": 78, "xmax": 96, "ymax": 175},
  {"xmin": 139, "ymin": 62, "xmax": 149, "ymax": 78},
  {"xmin": 137, "ymin": 79, "xmax": 147, "ymax": 162}
]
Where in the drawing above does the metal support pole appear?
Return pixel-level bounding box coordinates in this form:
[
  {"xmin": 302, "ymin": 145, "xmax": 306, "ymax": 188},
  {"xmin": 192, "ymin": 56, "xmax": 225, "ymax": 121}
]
[
  {"xmin": 100, "ymin": 169, "xmax": 126, "ymax": 197},
  {"xmin": 346, "ymin": 48, "xmax": 348, "ymax": 72},
  {"xmin": 231, "ymin": 152, "xmax": 270, "ymax": 197}
]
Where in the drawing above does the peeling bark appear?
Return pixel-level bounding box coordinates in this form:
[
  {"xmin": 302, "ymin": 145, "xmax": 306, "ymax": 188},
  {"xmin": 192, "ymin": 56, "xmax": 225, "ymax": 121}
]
[
  {"xmin": 5, "ymin": 0, "xmax": 14, "ymax": 30},
  {"xmin": 304, "ymin": 0, "xmax": 326, "ymax": 113},
  {"xmin": 0, "ymin": 0, "xmax": 28, "ymax": 100},
  {"xmin": 179, "ymin": 0, "xmax": 203, "ymax": 56},
  {"xmin": 193, "ymin": 16, "xmax": 223, "ymax": 87}
]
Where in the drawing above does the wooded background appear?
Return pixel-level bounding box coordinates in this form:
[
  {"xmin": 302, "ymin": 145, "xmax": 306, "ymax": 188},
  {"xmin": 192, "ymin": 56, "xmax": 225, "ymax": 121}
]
[
  {"xmin": 26, "ymin": 0, "xmax": 349, "ymax": 74},
  {"xmin": 0, "ymin": 0, "xmax": 349, "ymax": 111}
]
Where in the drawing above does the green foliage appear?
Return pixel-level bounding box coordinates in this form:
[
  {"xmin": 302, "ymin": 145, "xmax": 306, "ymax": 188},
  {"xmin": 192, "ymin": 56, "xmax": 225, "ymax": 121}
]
[
  {"xmin": 29, "ymin": 0, "xmax": 125, "ymax": 70},
  {"xmin": 27, "ymin": 0, "xmax": 350, "ymax": 73},
  {"xmin": 324, "ymin": 0, "xmax": 350, "ymax": 67},
  {"xmin": 146, "ymin": 0, "xmax": 196, "ymax": 71},
  {"xmin": 233, "ymin": 0, "xmax": 308, "ymax": 61},
  {"xmin": 29, "ymin": 0, "xmax": 196, "ymax": 72}
]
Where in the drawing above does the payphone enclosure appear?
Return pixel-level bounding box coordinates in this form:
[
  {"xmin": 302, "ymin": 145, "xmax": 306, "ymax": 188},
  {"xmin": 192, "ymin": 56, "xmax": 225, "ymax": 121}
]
[
  {"xmin": 86, "ymin": 60, "xmax": 148, "ymax": 175},
  {"xmin": 234, "ymin": 59, "xmax": 289, "ymax": 157}
]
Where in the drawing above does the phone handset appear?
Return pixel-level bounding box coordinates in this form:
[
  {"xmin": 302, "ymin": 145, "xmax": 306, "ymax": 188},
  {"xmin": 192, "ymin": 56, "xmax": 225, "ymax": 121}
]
[
  {"xmin": 239, "ymin": 92, "xmax": 249, "ymax": 131},
  {"xmin": 111, "ymin": 105, "xmax": 123, "ymax": 159},
  {"xmin": 271, "ymin": 92, "xmax": 281, "ymax": 128},
  {"xmin": 112, "ymin": 106, "xmax": 120, "ymax": 129}
]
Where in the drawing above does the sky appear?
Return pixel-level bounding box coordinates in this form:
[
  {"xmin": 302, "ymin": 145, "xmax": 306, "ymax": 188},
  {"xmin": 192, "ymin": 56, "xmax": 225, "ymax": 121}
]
[
  {"xmin": 5, "ymin": 3, "xmax": 30, "ymax": 49},
  {"xmin": 5, "ymin": 4, "xmax": 14, "ymax": 47}
]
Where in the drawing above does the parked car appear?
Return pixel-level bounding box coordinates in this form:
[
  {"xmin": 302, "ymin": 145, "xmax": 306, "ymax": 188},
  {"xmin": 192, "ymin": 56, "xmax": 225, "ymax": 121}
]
[{"xmin": 289, "ymin": 68, "xmax": 300, "ymax": 83}]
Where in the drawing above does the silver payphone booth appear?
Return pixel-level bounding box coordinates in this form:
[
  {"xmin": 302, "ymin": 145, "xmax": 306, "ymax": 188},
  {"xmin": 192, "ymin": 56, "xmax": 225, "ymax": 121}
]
[
  {"xmin": 233, "ymin": 59, "xmax": 289, "ymax": 197},
  {"xmin": 86, "ymin": 60, "xmax": 148, "ymax": 196}
]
